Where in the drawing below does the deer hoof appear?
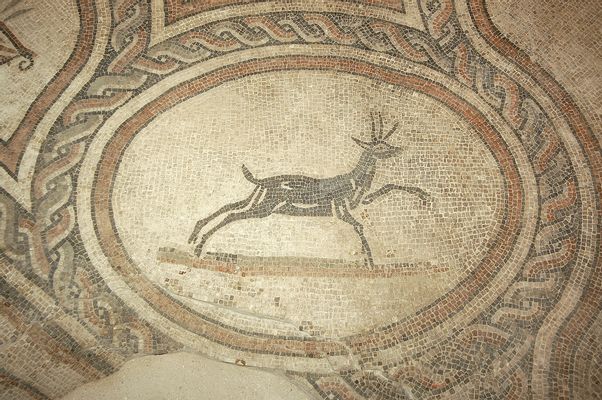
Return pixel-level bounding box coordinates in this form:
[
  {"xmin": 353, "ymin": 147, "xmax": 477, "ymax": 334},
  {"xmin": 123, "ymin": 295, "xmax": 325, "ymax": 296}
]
[{"xmin": 194, "ymin": 242, "xmax": 206, "ymax": 257}]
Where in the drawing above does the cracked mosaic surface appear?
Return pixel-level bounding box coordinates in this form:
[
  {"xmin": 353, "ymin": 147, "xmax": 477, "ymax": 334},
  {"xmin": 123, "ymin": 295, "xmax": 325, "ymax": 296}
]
[{"xmin": 0, "ymin": 0, "xmax": 600, "ymax": 398}]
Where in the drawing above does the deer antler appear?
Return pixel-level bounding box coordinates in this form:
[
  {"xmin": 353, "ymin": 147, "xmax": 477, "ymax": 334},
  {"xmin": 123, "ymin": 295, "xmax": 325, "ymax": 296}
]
[
  {"xmin": 382, "ymin": 121, "xmax": 399, "ymax": 141},
  {"xmin": 366, "ymin": 112, "xmax": 400, "ymax": 143},
  {"xmin": 370, "ymin": 112, "xmax": 377, "ymax": 142},
  {"xmin": 370, "ymin": 112, "xmax": 386, "ymax": 141}
]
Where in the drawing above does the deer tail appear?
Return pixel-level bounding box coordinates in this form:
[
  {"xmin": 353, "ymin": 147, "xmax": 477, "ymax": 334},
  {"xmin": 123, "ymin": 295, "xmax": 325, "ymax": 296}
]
[{"xmin": 241, "ymin": 164, "xmax": 260, "ymax": 184}]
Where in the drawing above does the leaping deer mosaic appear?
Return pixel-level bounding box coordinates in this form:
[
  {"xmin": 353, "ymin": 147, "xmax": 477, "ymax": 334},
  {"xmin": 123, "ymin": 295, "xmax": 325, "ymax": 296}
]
[{"xmin": 188, "ymin": 113, "xmax": 430, "ymax": 267}]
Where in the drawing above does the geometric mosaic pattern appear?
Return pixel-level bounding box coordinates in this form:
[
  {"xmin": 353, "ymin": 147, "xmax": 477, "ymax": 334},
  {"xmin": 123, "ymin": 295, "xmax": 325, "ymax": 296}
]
[{"xmin": 1, "ymin": 0, "xmax": 600, "ymax": 398}]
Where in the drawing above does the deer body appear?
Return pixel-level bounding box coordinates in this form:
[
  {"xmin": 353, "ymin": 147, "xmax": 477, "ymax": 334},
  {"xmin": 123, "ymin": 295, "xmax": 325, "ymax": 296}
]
[
  {"xmin": 188, "ymin": 114, "xmax": 429, "ymax": 267},
  {"xmin": 240, "ymin": 151, "xmax": 377, "ymax": 215}
]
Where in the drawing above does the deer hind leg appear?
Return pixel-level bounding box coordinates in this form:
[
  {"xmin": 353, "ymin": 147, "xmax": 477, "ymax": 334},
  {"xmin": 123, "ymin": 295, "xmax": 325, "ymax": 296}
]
[
  {"xmin": 334, "ymin": 201, "xmax": 374, "ymax": 268},
  {"xmin": 194, "ymin": 197, "xmax": 278, "ymax": 257},
  {"xmin": 188, "ymin": 187, "xmax": 260, "ymax": 244}
]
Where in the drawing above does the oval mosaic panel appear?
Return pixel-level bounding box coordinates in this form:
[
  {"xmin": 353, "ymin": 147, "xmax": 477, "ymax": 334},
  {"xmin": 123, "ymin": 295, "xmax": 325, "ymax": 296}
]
[
  {"xmin": 78, "ymin": 49, "xmax": 539, "ymax": 370},
  {"xmin": 111, "ymin": 69, "xmax": 506, "ymax": 336}
]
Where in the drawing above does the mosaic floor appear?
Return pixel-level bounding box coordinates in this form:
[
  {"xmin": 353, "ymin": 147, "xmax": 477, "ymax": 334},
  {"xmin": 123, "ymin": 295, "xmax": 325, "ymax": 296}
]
[{"xmin": 0, "ymin": 0, "xmax": 600, "ymax": 399}]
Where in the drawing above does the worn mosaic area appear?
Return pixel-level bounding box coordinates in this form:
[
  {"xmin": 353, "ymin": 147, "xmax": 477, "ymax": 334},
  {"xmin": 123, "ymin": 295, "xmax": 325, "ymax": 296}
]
[{"xmin": 0, "ymin": 0, "xmax": 600, "ymax": 399}]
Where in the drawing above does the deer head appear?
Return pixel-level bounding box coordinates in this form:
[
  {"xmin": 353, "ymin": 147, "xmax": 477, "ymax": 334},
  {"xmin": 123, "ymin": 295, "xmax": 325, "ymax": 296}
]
[{"xmin": 351, "ymin": 112, "xmax": 401, "ymax": 159}]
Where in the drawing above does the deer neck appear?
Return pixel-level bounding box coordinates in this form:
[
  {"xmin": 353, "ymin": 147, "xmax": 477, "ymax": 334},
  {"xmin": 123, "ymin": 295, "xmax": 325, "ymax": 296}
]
[{"xmin": 350, "ymin": 151, "xmax": 377, "ymax": 187}]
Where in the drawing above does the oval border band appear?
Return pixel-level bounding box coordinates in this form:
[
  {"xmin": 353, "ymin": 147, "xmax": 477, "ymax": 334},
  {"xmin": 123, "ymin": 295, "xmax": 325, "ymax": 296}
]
[{"xmin": 78, "ymin": 47, "xmax": 537, "ymax": 371}]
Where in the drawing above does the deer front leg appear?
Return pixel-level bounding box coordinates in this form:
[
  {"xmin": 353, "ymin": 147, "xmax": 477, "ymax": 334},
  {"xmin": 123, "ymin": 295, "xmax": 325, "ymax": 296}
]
[
  {"xmin": 188, "ymin": 187, "xmax": 259, "ymax": 244},
  {"xmin": 334, "ymin": 201, "xmax": 374, "ymax": 268},
  {"xmin": 363, "ymin": 184, "xmax": 430, "ymax": 206}
]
